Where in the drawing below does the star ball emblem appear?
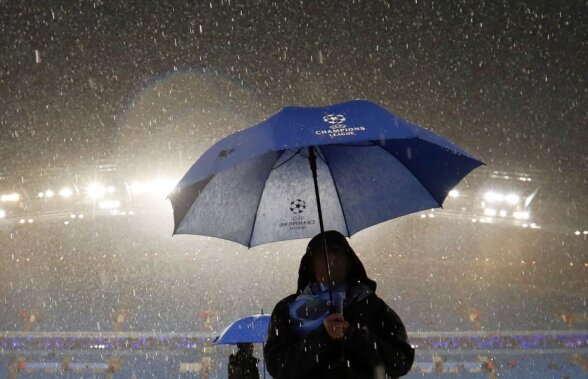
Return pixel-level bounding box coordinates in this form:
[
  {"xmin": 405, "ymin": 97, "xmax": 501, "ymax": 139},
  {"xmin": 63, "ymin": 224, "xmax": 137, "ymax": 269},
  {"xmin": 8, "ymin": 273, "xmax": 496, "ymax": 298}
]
[
  {"xmin": 289, "ymin": 199, "xmax": 306, "ymax": 214},
  {"xmin": 323, "ymin": 114, "xmax": 346, "ymax": 125}
]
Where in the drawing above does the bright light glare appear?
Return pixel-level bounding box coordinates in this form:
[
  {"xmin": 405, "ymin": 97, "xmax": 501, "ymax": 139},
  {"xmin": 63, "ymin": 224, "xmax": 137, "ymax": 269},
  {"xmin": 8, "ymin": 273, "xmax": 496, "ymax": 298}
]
[
  {"xmin": 129, "ymin": 179, "xmax": 175, "ymax": 197},
  {"xmin": 505, "ymin": 194, "xmax": 520, "ymax": 205},
  {"xmin": 483, "ymin": 191, "xmax": 503, "ymax": 202},
  {"xmin": 513, "ymin": 211, "xmax": 530, "ymax": 220},
  {"xmin": 129, "ymin": 181, "xmax": 145, "ymax": 194},
  {"xmin": 59, "ymin": 187, "xmax": 73, "ymax": 198},
  {"xmin": 38, "ymin": 192, "xmax": 45, "ymax": 198},
  {"xmin": 106, "ymin": 185, "xmax": 116, "ymax": 194},
  {"xmin": 484, "ymin": 208, "xmax": 497, "ymax": 217},
  {"xmin": 1, "ymin": 193, "xmax": 20, "ymax": 202},
  {"xmin": 0, "ymin": 210, "xmax": 5, "ymax": 218},
  {"xmin": 99, "ymin": 199, "xmax": 121, "ymax": 210},
  {"xmin": 499, "ymin": 209, "xmax": 507, "ymax": 217},
  {"xmin": 86, "ymin": 183, "xmax": 106, "ymax": 199},
  {"xmin": 448, "ymin": 189, "xmax": 459, "ymax": 198},
  {"xmin": 45, "ymin": 190, "xmax": 55, "ymax": 198},
  {"xmin": 150, "ymin": 178, "xmax": 175, "ymax": 197}
]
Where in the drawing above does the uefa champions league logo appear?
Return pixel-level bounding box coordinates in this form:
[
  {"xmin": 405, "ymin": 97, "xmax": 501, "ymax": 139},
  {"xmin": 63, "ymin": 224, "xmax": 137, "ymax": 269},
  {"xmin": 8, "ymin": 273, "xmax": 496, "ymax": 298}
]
[
  {"xmin": 323, "ymin": 114, "xmax": 347, "ymax": 130},
  {"xmin": 278, "ymin": 199, "xmax": 315, "ymax": 230},
  {"xmin": 290, "ymin": 199, "xmax": 306, "ymax": 215},
  {"xmin": 316, "ymin": 113, "xmax": 366, "ymax": 138}
]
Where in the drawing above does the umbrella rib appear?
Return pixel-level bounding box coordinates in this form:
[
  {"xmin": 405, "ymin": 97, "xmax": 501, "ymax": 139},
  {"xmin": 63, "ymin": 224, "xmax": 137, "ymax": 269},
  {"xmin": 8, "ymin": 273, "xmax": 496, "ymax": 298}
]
[
  {"xmin": 247, "ymin": 151, "xmax": 285, "ymax": 247},
  {"xmin": 330, "ymin": 142, "xmax": 377, "ymax": 147},
  {"xmin": 271, "ymin": 148, "xmax": 303, "ymax": 171},
  {"xmin": 317, "ymin": 146, "xmax": 351, "ymax": 237},
  {"xmin": 373, "ymin": 139, "xmax": 443, "ymax": 207}
]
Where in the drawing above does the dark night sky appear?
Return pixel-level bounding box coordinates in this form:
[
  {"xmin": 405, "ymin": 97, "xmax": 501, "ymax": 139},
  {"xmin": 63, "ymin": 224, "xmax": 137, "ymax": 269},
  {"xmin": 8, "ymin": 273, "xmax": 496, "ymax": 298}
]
[{"xmin": 0, "ymin": 1, "xmax": 586, "ymax": 175}]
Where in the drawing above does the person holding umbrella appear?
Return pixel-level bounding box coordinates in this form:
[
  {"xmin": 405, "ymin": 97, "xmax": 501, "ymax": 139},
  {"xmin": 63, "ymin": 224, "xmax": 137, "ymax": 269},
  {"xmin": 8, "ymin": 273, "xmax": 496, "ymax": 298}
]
[
  {"xmin": 264, "ymin": 230, "xmax": 414, "ymax": 379},
  {"xmin": 229, "ymin": 343, "xmax": 260, "ymax": 379},
  {"xmin": 215, "ymin": 313, "xmax": 270, "ymax": 379},
  {"xmin": 169, "ymin": 99, "xmax": 481, "ymax": 377}
]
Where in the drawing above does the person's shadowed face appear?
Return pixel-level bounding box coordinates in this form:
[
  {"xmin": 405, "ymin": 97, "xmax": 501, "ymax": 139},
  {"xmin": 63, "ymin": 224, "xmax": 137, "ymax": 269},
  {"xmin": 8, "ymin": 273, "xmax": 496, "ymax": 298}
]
[
  {"xmin": 237, "ymin": 343, "xmax": 254, "ymax": 355},
  {"xmin": 311, "ymin": 243, "xmax": 349, "ymax": 287}
]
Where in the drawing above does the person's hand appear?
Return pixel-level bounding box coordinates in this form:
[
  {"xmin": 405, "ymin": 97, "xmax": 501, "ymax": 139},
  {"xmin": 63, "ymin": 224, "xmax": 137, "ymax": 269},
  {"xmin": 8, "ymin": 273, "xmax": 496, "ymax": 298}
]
[{"xmin": 323, "ymin": 313, "xmax": 350, "ymax": 339}]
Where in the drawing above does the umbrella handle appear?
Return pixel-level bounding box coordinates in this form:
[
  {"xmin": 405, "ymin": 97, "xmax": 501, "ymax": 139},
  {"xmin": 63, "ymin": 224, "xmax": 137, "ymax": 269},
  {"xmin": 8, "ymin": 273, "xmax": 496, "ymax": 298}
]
[{"xmin": 308, "ymin": 147, "xmax": 335, "ymax": 311}]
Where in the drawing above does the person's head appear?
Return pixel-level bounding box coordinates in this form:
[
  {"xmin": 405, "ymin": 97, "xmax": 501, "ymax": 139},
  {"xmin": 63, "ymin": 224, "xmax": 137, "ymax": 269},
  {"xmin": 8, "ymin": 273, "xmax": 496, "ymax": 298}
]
[
  {"xmin": 307, "ymin": 231, "xmax": 351, "ymax": 287},
  {"xmin": 237, "ymin": 343, "xmax": 253, "ymax": 354},
  {"xmin": 296, "ymin": 230, "xmax": 376, "ymax": 293}
]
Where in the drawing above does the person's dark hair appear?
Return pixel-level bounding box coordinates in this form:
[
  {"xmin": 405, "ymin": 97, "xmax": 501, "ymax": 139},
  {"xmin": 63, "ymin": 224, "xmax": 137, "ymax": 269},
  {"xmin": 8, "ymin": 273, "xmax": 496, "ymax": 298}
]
[
  {"xmin": 296, "ymin": 230, "xmax": 376, "ymax": 294},
  {"xmin": 237, "ymin": 343, "xmax": 253, "ymax": 351}
]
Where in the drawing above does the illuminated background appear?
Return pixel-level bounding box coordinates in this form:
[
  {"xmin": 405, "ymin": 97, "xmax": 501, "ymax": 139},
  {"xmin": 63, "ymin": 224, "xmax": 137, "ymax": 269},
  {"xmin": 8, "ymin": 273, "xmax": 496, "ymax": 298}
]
[{"xmin": 0, "ymin": 1, "xmax": 586, "ymax": 377}]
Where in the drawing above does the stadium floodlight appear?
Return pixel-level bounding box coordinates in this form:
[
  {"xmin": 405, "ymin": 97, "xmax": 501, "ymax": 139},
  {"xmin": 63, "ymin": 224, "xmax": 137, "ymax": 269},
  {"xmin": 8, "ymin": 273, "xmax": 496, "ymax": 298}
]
[
  {"xmin": 499, "ymin": 209, "xmax": 507, "ymax": 217},
  {"xmin": 38, "ymin": 192, "xmax": 45, "ymax": 198},
  {"xmin": 505, "ymin": 193, "xmax": 520, "ymax": 205},
  {"xmin": 483, "ymin": 191, "xmax": 503, "ymax": 202},
  {"xmin": 45, "ymin": 190, "xmax": 55, "ymax": 198},
  {"xmin": 0, "ymin": 209, "xmax": 5, "ymax": 218},
  {"xmin": 99, "ymin": 199, "xmax": 121, "ymax": 210},
  {"xmin": 1, "ymin": 193, "xmax": 20, "ymax": 202},
  {"xmin": 129, "ymin": 181, "xmax": 145, "ymax": 195},
  {"xmin": 59, "ymin": 187, "xmax": 73, "ymax": 198},
  {"xmin": 513, "ymin": 211, "xmax": 530, "ymax": 220},
  {"xmin": 106, "ymin": 185, "xmax": 116, "ymax": 194},
  {"xmin": 86, "ymin": 182, "xmax": 106, "ymax": 199},
  {"xmin": 150, "ymin": 178, "xmax": 175, "ymax": 197},
  {"xmin": 448, "ymin": 189, "xmax": 460, "ymax": 198},
  {"xmin": 484, "ymin": 208, "xmax": 497, "ymax": 217}
]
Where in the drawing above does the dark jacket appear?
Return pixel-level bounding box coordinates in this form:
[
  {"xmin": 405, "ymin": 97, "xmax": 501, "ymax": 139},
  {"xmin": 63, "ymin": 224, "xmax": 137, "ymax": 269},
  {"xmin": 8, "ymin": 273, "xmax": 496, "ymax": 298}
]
[
  {"xmin": 229, "ymin": 351, "xmax": 260, "ymax": 379},
  {"xmin": 264, "ymin": 231, "xmax": 414, "ymax": 379}
]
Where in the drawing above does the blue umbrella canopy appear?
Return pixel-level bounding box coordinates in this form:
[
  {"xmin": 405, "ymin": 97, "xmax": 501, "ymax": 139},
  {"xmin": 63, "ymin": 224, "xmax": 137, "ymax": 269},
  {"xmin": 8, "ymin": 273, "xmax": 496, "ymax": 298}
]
[
  {"xmin": 214, "ymin": 314, "xmax": 271, "ymax": 345},
  {"xmin": 169, "ymin": 99, "xmax": 483, "ymax": 247}
]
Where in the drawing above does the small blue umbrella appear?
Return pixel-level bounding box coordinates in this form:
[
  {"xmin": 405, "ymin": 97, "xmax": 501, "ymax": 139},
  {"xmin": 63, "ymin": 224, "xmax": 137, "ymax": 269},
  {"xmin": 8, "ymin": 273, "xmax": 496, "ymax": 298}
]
[
  {"xmin": 169, "ymin": 99, "xmax": 483, "ymax": 248},
  {"xmin": 214, "ymin": 314, "xmax": 271, "ymax": 345}
]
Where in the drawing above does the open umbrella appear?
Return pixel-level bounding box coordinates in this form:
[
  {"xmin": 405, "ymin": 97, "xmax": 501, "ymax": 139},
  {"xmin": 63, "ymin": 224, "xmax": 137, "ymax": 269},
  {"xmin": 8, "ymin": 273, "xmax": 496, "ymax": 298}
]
[
  {"xmin": 215, "ymin": 314, "xmax": 271, "ymax": 379},
  {"xmin": 170, "ymin": 99, "xmax": 482, "ymax": 242},
  {"xmin": 214, "ymin": 314, "xmax": 271, "ymax": 345},
  {"xmin": 169, "ymin": 99, "xmax": 483, "ymax": 295}
]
